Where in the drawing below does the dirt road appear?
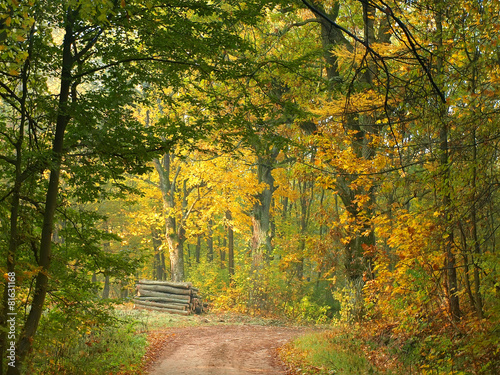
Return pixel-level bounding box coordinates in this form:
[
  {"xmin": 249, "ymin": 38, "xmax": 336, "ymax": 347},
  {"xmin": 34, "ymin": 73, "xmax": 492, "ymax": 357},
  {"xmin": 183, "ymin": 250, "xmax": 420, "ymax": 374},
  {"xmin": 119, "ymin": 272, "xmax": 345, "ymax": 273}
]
[{"xmin": 146, "ymin": 324, "xmax": 304, "ymax": 375}]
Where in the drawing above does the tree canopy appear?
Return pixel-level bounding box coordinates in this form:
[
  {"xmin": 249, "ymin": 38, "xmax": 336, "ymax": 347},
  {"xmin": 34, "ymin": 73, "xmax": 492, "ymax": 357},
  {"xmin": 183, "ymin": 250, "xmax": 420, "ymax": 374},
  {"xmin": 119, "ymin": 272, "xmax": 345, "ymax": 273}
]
[{"xmin": 1, "ymin": 0, "xmax": 500, "ymax": 374}]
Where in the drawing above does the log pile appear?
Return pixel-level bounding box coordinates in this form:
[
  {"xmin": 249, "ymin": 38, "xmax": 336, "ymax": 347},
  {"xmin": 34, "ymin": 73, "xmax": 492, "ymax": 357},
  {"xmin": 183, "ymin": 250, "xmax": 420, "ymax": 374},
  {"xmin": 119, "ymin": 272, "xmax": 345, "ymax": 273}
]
[{"xmin": 134, "ymin": 280, "xmax": 203, "ymax": 315}]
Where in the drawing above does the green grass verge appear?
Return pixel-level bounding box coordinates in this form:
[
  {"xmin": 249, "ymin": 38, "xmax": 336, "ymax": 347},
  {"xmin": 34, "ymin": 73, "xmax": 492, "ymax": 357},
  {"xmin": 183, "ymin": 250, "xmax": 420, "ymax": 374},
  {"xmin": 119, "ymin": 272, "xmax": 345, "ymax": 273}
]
[{"xmin": 279, "ymin": 328, "xmax": 395, "ymax": 375}]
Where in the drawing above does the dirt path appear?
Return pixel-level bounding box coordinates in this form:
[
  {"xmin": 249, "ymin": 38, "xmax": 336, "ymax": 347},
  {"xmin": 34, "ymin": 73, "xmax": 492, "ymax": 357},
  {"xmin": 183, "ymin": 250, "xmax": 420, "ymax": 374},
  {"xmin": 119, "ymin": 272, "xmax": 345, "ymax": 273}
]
[{"xmin": 146, "ymin": 325, "xmax": 305, "ymax": 375}]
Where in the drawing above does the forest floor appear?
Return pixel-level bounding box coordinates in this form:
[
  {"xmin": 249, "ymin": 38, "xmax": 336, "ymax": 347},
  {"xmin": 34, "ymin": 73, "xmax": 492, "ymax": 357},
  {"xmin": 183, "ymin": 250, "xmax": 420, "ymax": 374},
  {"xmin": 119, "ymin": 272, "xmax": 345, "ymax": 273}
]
[{"xmin": 140, "ymin": 314, "xmax": 310, "ymax": 375}]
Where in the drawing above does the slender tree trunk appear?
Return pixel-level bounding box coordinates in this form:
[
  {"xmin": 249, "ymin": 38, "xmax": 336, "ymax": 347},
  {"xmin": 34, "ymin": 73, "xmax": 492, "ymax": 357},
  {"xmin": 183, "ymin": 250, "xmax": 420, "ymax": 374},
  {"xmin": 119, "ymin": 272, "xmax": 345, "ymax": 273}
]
[
  {"xmin": 220, "ymin": 238, "xmax": 226, "ymax": 269},
  {"xmin": 13, "ymin": 11, "xmax": 75, "ymax": 374},
  {"xmin": 250, "ymin": 151, "xmax": 277, "ymax": 269},
  {"xmin": 207, "ymin": 220, "xmax": 214, "ymax": 262},
  {"xmin": 196, "ymin": 235, "xmax": 201, "ymax": 264},
  {"xmin": 152, "ymin": 227, "xmax": 165, "ymax": 280},
  {"xmin": 0, "ymin": 55, "xmax": 28, "ymax": 375},
  {"xmin": 436, "ymin": 8, "xmax": 460, "ymax": 321},
  {"xmin": 470, "ymin": 51, "xmax": 484, "ymax": 318},
  {"xmin": 471, "ymin": 128, "xmax": 484, "ymax": 319},
  {"xmin": 297, "ymin": 178, "xmax": 314, "ymax": 281},
  {"xmin": 226, "ymin": 210, "xmax": 235, "ymax": 278},
  {"xmin": 102, "ymin": 275, "xmax": 110, "ymax": 299},
  {"xmin": 102, "ymin": 224, "xmax": 111, "ymax": 298},
  {"xmin": 166, "ymin": 214, "xmax": 185, "ymax": 282},
  {"xmin": 439, "ymin": 121, "xmax": 460, "ymax": 321}
]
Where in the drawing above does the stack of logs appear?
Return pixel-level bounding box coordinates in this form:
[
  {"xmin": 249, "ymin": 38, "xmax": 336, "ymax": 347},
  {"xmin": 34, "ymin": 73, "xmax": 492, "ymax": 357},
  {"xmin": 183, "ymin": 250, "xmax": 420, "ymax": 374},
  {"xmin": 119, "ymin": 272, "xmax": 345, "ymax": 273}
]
[{"xmin": 134, "ymin": 280, "xmax": 203, "ymax": 315}]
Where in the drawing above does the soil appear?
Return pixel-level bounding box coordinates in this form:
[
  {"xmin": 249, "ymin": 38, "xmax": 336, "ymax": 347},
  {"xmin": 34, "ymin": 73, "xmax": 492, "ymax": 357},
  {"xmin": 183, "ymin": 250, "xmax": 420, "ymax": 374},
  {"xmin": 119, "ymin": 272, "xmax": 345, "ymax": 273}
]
[{"xmin": 145, "ymin": 324, "xmax": 306, "ymax": 375}]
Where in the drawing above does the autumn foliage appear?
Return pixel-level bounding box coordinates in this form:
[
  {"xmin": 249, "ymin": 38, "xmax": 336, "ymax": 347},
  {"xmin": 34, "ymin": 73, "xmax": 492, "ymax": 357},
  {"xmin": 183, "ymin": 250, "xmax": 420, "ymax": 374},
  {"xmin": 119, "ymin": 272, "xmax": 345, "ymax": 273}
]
[{"xmin": 1, "ymin": 0, "xmax": 500, "ymax": 374}]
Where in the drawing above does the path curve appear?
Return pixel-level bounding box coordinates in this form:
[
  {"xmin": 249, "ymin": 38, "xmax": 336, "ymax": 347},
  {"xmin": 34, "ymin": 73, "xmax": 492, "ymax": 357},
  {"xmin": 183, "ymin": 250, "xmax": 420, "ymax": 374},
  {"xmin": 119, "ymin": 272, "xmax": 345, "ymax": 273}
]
[{"xmin": 147, "ymin": 325, "xmax": 304, "ymax": 375}]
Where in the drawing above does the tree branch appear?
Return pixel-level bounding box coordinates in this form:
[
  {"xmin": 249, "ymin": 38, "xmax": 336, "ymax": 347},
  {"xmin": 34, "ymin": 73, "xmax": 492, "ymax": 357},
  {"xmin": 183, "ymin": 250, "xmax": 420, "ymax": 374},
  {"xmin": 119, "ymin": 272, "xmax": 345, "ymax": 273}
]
[
  {"xmin": 301, "ymin": 0, "xmax": 446, "ymax": 103},
  {"xmin": 72, "ymin": 56, "xmax": 205, "ymax": 80}
]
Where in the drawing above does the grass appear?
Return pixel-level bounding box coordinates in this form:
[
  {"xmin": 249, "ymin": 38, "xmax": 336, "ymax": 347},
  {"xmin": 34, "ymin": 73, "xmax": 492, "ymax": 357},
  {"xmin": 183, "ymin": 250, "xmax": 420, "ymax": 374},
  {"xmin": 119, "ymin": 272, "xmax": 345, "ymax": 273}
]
[
  {"xmin": 25, "ymin": 317, "xmax": 148, "ymax": 375},
  {"xmin": 278, "ymin": 326, "xmax": 397, "ymax": 375}
]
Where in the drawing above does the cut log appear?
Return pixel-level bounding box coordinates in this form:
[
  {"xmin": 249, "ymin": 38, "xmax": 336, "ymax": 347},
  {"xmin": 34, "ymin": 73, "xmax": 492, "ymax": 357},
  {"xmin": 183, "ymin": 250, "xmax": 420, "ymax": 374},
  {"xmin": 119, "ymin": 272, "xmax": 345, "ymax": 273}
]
[
  {"xmin": 136, "ymin": 288, "xmax": 191, "ymax": 301},
  {"xmin": 134, "ymin": 280, "xmax": 204, "ymax": 316},
  {"xmin": 133, "ymin": 299, "xmax": 188, "ymax": 311},
  {"xmin": 136, "ymin": 296, "xmax": 191, "ymax": 304},
  {"xmin": 191, "ymin": 298, "xmax": 203, "ymax": 314},
  {"xmin": 138, "ymin": 280, "xmax": 192, "ymax": 289},
  {"xmin": 137, "ymin": 284, "xmax": 191, "ymax": 295},
  {"xmin": 134, "ymin": 304, "xmax": 190, "ymax": 316}
]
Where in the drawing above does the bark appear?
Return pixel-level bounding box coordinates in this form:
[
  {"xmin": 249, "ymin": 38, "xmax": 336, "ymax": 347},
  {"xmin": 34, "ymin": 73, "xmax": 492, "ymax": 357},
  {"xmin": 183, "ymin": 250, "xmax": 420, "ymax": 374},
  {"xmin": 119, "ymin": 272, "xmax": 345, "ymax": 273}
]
[
  {"xmin": 134, "ymin": 304, "xmax": 190, "ymax": 316},
  {"xmin": 436, "ymin": 8, "xmax": 460, "ymax": 321},
  {"xmin": 102, "ymin": 275, "xmax": 110, "ymax": 299},
  {"xmin": 317, "ymin": 1, "xmax": 379, "ymax": 283},
  {"xmin": 297, "ymin": 178, "xmax": 314, "ymax": 280},
  {"xmin": 152, "ymin": 227, "xmax": 166, "ymax": 280},
  {"xmin": 195, "ymin": 235, "xmax": 201, "ymax": 264},
  {"xmin": 137, "ymin": 284, "xmax": 192, "ymax": 296},
  {"xmin": 470, "ymin": 52, "xmax": 484, "ymax": 319},
  {"xmin": 13, "ymin": 11, "xmax": 75, "ymax": 373},
  {"xmin": 250, "ymin": 148, "xmax": 278, "ymax": 269},
  {"xmin": 133, "ymin": 299, "xmax": 188, "ymax": 311},
  {"xmin": 439, "ymin": 121, "xmax": 460, "ymax": 321},
  {"xmin": 471, "ymin": 127, "xmax": 484, "ymax": 319},
  {"xmin": 136, "ymin": 296, "xmax": 192, "ymax": 304},
  {"xmin": 207, "ymin": 220, "xmax": 214, "ymax": 262},
  {"xmin": 154, "ymin": 154, "xmax": 185, "ymax": 283},
  {"xmin": 226, "ymin": 210, "xmax": 235, "ymax": 278},
  {"xmin": 136, "ymin": 289, "xmax": 191, "ymax": 302},
  {"xmin": 220, "ymin": 238, "xmax": 226, "ymax": 269},
  {"xmin": 102, "ymin": 231, "xmax": 111, "ymax": 299},
  {"xmin": 138, "ymin": 280, "xmax": 192, "ymax": 288},
  {"xmin": 0, "ymin": 35, "xmax": 29, "ymax": 375}
]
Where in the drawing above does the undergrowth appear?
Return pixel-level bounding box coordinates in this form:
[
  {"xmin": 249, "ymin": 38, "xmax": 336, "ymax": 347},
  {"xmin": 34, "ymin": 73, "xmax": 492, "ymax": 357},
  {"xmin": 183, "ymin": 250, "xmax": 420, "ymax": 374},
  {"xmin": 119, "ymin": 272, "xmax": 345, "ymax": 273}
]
[{"xmin": 278, "ymin": 325, "xmax": 396, "ymax": 375}]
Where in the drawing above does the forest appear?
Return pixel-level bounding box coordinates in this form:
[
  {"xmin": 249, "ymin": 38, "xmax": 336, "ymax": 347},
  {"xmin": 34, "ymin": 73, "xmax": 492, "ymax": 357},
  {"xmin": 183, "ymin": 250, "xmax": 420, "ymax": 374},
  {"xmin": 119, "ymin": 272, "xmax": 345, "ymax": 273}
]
[{"xmin": 1, "ymin": 0, "xmax": 499, "ymax": 374}]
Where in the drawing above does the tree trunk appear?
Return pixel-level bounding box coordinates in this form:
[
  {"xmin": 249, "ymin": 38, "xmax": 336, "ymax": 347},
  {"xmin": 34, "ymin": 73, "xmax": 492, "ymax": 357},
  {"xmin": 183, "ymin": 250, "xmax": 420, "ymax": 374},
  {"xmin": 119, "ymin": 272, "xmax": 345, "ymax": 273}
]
[
  {"xmin": 250, "ymin": 150, "xmax": 277, "ymax": 269},
  {"xmin": 102, "ymin": 275, "xmax": 110, "ymax": 299},
  {"xmin": 207, "ymin": 220, "xmax": 214, "ymax": 262},
  {"xmin": 227, "ymin": 210, "xmax": 235, "ymax": 278},
  {"xmin": 154, "ymin": 154, "xmax": 185, "ymax": 283},
  {"xmin": 471, "ymin": 127, "xmax": 484, "ymax": 319},
  {"xmin": 470, "ymin": 53, "xmax": 484, "ymax": 318},
  {"xmin": 152, "ymin": 227, "xmax": 165, "ymax": 280},
  {"xmin": 168, "ymin": 223, "xmax": 185, "ymax": 283},
  {"xmin": 297, "ymin": 179, "xmax": 314, "ymax": 281},
  {"xmin": 317, "ymin": 1, "xmax": 378, "ymax": 284},
  {"xmin": 12, "ymin": 11, "xmax": 75, "ymax": 373},
  {"xmin": 196, "ymin": 235, "xmax": 201, "ymax": 264},
  {"xmin": 220, "ymin": 238, "xmax": 226, "ymax": 269},
  {"xmin": 0, "ymin": 45, "xmax": 29, "ymax": 375},
  {"xmin": 436, "ymin": 8, "xmax": 460, "ymax": 321}
]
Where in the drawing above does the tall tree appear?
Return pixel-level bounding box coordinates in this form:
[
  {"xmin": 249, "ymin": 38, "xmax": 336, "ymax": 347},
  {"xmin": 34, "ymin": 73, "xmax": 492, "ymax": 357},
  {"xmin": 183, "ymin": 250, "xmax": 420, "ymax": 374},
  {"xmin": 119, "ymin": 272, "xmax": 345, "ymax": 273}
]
[{"xmin": 0, "ymin": 0, "xmax": 272, "ymax": 372}]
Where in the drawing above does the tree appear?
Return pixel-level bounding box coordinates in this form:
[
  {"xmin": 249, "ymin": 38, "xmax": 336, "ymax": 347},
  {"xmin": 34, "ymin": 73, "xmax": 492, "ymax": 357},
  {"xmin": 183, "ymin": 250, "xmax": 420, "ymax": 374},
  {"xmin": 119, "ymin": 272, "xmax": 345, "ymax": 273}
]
[{"xmin": 0, "ymin": 0, "xmax": 272, "ymax": 372}]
